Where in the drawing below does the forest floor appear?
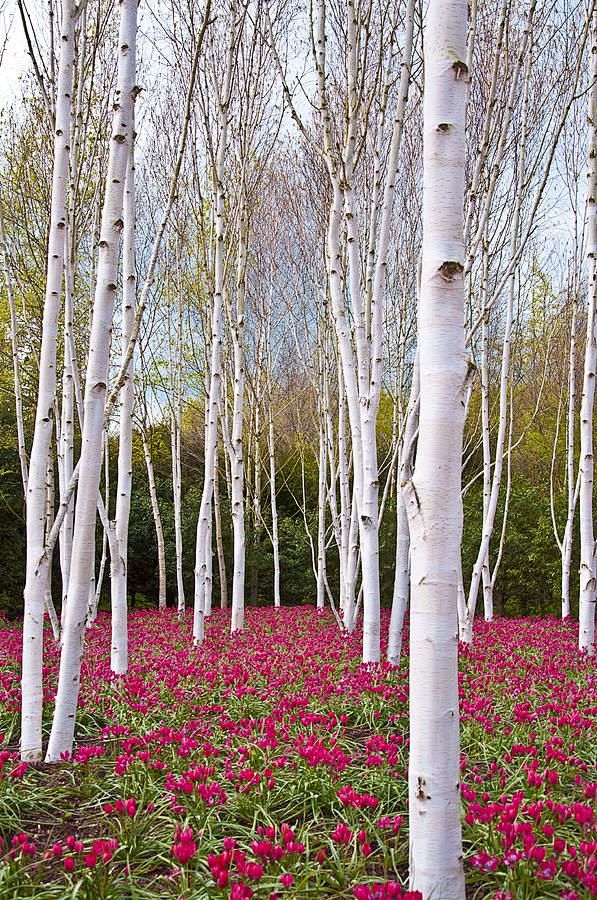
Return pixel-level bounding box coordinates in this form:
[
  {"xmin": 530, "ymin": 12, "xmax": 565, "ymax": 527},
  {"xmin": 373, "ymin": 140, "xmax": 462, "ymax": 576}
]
[{"xmin": 0, "ymin": 608, "xmax": 594, "ymax": 899}]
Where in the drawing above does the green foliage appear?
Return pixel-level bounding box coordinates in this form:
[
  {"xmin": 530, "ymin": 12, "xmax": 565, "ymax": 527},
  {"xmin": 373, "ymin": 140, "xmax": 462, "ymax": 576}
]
[
  {"xmin": 276, "ymin": 517, "xmax": 314, "ymax": 604},
  {"xmin": 0, "ymin": 381, "xmax": 584, "ymax": 620},
  {"xmin": 461, "ymin": 480, "xmax": 578, "ymax": 619}
]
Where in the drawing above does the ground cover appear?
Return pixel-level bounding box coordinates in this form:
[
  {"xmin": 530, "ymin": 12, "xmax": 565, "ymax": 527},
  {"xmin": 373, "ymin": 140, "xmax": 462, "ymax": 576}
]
[{"xmin": 0, "ymin": 609, "xmax": 594, "ymax": 899}]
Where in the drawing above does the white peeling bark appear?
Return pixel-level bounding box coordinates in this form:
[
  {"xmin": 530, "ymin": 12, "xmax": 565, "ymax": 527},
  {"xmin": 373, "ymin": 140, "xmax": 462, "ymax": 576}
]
[
  {"xmin": 310, "ymin": 0, "xmax": 415, "ymax": 662},
  {"xmin": 142, "ymin": 432, "xmax": 167, "ymax": 610},
  {"xmin": 405, "ymin": 1, "xmax": 467, "ymax": 895},
  {"xmin": 193, "ymin": 12, "xmax": 236, "ymax": 643},
  {"xmin": 561, "ymin": 303, "xmax": 578, "ymax": 619},
  {"xmin": 316, "ymin": 432, "xmax": 327, "ymax": 611},
  {"xmin": 337, "ymin": 367, "xmax": 355, "ymax": 622},
  {"xmin": 44, "ymin": 442, "xmax": 60, "ymax": 642},
  {"xmin": 463, "ymin": 37, "xmax": 531, "ymax": 643},
  {"xmin": 267, "ymin": 405, "xmax": 280, "ymax": 608},
  {"xmin": 110, "ymin": 125, "xmax": 136, "ymax": 675},
  {"xmin": 46, "ymin": 0, "xmax": 137, "ymax": 761},
  {"xmin": 579, "ymin": 9, "xmax": 597, "ymax": 656},
  {"xmin": 59, "ymin": 237, "xmax": 75, "ymax": 628},
  {"xmin": 171, "ymin": 279, "xmax": 186, "ymax": 615},
  {"xmin": 228, "ymin": 197, "xmax": 248, "ymax": 634},
  {"xmin": 20, "ymin": 0, "xmax": 76, "ymax": 762},
  {"xmin": 87, "ymin": 435, "xmax": 109, "ymax": 627},
  {"xmin": 388, "ymin": 349, "xmax": 419, "ymax": 666},
  {"xmin": 214, "ymin": 446, "xmax": 228, "ymax": 609},
  {"xmin": 0, "ymin": 201, "xmax": 28, "ymax": 493}
]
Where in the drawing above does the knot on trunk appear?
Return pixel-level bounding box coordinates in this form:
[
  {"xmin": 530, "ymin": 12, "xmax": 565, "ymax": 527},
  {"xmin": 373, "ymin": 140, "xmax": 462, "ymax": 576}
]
[
  {"xmin": 438, "ymin": 261, "xmax": 464, "ymax": 282},
  {"xmin": 416, "ymin": 776, "xmax": 431, "ymax": 801},
  {"xmin": 452, "ymin": 60, "xmax": 468, "ymax": 80}
]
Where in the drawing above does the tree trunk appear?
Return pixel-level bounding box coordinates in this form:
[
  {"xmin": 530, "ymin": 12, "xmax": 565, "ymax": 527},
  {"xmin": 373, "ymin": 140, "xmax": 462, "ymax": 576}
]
[
  {"xmin": 463, "ymin": 29, "xmax": 532, "ymax": 642},
  {"xmin": 229, "ymin": 196, "xmax": 248, "ymax": 633},
  {"xmin": 388, "ymin": 349, "xmax": 419, "ymax": 665},
  {"xmin": 267, "ymin": 406, "xmax": 280, "ymax": 608},
  {"xmin": 561, "ymin": 303, "xmax": 578, "ymax": 619},
  {"xmin": 193, "ymin": 14, "xmax": 235, "ymax": 642},
  {"xmin": 316, "ymin": 415, "xmax": 327, "ymax": 610},
  {"xmin": 110, "ymin": 124, "xmax": 136, "ymax": 675},
  {"xmin": 214, "ymin": 447, "xmax": 228, "ymax": 609},
  {"xmin": 143, "ymin": 433, "xmax": 167, "ymax": 610},
  {"xmin": 579, "ymin": 10, "xmax": 597, "ymax": 655},
  {"xmin": 20, "ymin": 0, "xmax": 76, "ymax": 761},
  {"xmin": 0, "ymin": 200, "xmax": 28, "ymax": 493},
  {"xmin": 46, "ymin": 0, "xmax": 137, "ymax": 762},
  {"xmin": 405, "ymin": 1, "xmax": 467, "ymax": 894}
]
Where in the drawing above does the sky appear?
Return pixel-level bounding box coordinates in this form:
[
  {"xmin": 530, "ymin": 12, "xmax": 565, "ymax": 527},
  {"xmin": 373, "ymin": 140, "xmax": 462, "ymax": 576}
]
[{"xmin": 1, "ymin": 3, "xmax": 30, "ymax": 105}]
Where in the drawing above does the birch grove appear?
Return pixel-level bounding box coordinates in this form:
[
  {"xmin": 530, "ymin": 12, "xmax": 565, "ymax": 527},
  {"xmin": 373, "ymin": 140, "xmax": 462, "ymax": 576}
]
[
  {"xmin": 0, "ymin": 0, "xmax": 594, "ymax": 894},
  {"xmin": 46, "ymin": 0, "xmax": 138, "ymax": 761}
]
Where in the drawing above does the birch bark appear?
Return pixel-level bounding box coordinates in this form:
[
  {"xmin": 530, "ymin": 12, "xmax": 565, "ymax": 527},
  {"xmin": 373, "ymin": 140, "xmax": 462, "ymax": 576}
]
[
  {"xmin": 388, "ymin": 349, "xmax": 419, "ymax": 665},
  {"xmin": 579, "ymin": 9, "xmax": 597, "ymax": 655},
  {"xmin": 46, "ymin": 0, "xmax": 137, "ymax": 761},
  {"xmin": 193, "ymin": 8, "xmax": 237, "ymax": 643},
  {"xmin": 228, "ymin": 196, "xmax": 248, "ymax": 633},
  {"xmin": 463, "ymin": 35, "xmax": 532, "ymax": 642},
  {"xmin": 561, "ymin": 302, "xmax": 578, "ymax": 619},
  {"xmin": 405, "ymin": 0, "xmax": 467, "ymax": 893},
  {"xmin": 110, "ymin": 124, "xmax": 136, "ymax": 675},
  {"xmin": 171, "ymin": 273, "xmax": 186, "ymax": 614},
  {"xmin": 0, "ymin": 200, "xmax": 28, "ymax": 493},
  {"xmin": 267, "ymin": 403, "xmax": 280, "ymax": 608},
  {"xmin": 21, "ymin": 0, "xmax": 76, "ymax": 761},
  {"xmin": 142, "ymin": 431, "xmax": 167, "ymax": 610}
]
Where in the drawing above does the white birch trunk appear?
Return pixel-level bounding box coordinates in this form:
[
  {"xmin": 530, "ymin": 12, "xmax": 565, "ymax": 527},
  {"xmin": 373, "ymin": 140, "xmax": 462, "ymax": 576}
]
[
  {"xmin": 193, "ymin": 18, "xmax": 235, "ymax": 643},
  {"xmin": 229, "ymin": 350, "xmax": 245, "ymax": 632},
  {"xmin": 228, "ymin": 198, "xmax": 248, "ymax": 634},
  {"xmin": 463, "ymin": 40, "xmax": 531, "ymax": 642},
  {"xmin": 20, "ymin": 0, "xmax": 76, "ymax": 761},
  {"xmin": 311, "ymin": 0, "xmax": 414, "ymax": 662},
  {"xmin": 214, "ymin": 446, "xmax": 228, "ymax": 609},
  {"xmin": 316, "ymin": 417, "xmax": 327, "ymax": 611},
  {"xmin": 388, "ymin": 349, "xmax": 419, "ymax": 665},
  {"xmin": 171, "ymin": 411, "xmax": 185, "ymax": 612},
  {"xmin": 251, "ymin": 392, "xmax": 262, "ymax": 606},
  {"xmin": 46, "ymin": 0, "xmax": 137, "ymax": 761},
  {"xmin": 142, "ymin": 433, "xmax": 167, "ymax": 610},
  {"xmin": 171, "ymin": 282, "xmax": 186, "ymax": 614},
  {"xmin": 0, "ymin": 201, "xmax": 28, "ymax": 493},
  {"xmin": 168, "ymin": 252, "xmax": 186, "ymax": 615},
  {"xmin": 479, "ymin": 244, "xmax": 492, "ymax": 619},
  {"xmin": 561, "ymin": 303, "xmax": 578, "ymax": 619},
  {"xmin": 490, "ymin": 390, "xmax": 514, "ymax": 599},
  {"xmin": 405, "ymin": 1, "xmax": 467, "ymax": 894},
  {"xmin": 45, "ymin": 442, "xmax": 60, "ymax": 641},
  {"xmin": 205, "ymin": 512, "xmax": 213, "ymax": 618},
  {"xmin": 110, "ymin": 125, "xmax": 136, "ymax": 675},
  {"xmin": 267, "ymin": 406, "xmax": 280, "ymax": 608},
  {"xmin": 388, "ymin": 489, "xmax": 409, "ymax": 664},
  {"xmin": 86, "ymin": 433, "xmax": 109, "ymax": 628},
  {"xmin": 579, "ymin": 10, "xmax": 597, "ymax": 655},
  {"xmin": 59, "ymin": 240, "xmax": 75, "ymax": 624},
  {"xmin": 337, "ymin": 367, "xmax": 354, "ymax": 620}
]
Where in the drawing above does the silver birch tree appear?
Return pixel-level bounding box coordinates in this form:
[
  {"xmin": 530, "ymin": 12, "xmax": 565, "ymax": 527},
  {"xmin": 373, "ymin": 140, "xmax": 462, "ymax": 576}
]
[{"xmin": 404, "ymin": 0, "xmax": 467, "ymax": 893}]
